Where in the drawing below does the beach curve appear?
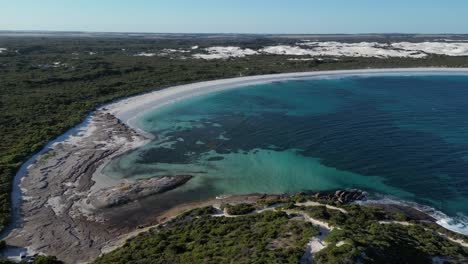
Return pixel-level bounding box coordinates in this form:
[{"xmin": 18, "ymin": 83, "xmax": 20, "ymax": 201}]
[
  {"xmin": 3, "ymin": 68, "xmax": 468, "ymax": 262},
  {"xmin": 104, "ymin": 68, "xmax": 468, "ymax": 134}
]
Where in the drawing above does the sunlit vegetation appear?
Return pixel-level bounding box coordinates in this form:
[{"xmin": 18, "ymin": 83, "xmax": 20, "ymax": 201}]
[
  {"xmin": 223, "ymin": 203, "xmax": 256, "ymax": 215},
  {"xmin": 28, "ymin": 256, "xmax": 62, "ymax": 264},
  {"xmin": 1, "ymin": 36, "xmax": 468, "ymax": 234},
  {"xmin": 93, "ymin": 209, "xmax": 318, "ymax": 264},
  {"xmin": 300, "ymin": 204, "xmax": 468, "ymax": 263},
  {"xmin": 93, "ymin": 197, "xmax": 467, "ymax": 263}
]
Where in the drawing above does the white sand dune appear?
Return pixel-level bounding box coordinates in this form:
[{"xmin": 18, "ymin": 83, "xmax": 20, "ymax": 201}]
[
  {"xmin": 260, "ymin": 45, "xmax": 317, "ymax": 56},
  {"xmin": 194, "ymin": 46, "xmax": 258, "ymax": 59},
  {"xmin": 191, "ymin": 42, "xmax": 468, "ymax": 60},
  {"xmin": 134, "ymin": 52, "xmax": 156, "ymax": 57},
  {"xmin": 261, "ymin": 42, "xmax": 427, "ymax": 58},
  {"xmin": 392, "ymin": 42, "xmax": 468, "ymax": 56},
  {"xmin": 298, "ymin": 41, "xmax": 427, "ymax": 58}
]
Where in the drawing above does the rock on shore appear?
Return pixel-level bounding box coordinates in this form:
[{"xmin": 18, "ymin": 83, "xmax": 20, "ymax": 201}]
[
  {"xmin": 4, "ymin": 111, "xmax": 152, "ymax": 263},
  {"xmin": 313, "ymin": 189, "xmax": 367, "ymax": 204},
  {"xmin": 89, "ymin": 175, "xmax": 192, "ymax": 209}
]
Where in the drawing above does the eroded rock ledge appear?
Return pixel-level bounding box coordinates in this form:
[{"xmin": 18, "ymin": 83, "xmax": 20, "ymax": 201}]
[
  {"xmin": 4, "ymin": 111, "xmax": 186, "ymax": 263},
  {"xmin": 89, "ymin": 175, "xmax": 192, "ymax": 209},
  {"xmin": 311, "ymin": 189, "xmax": 367, "ymax": 204}
]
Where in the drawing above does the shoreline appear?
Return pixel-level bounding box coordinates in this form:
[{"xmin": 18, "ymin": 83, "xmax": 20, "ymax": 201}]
[
  {"xmin": 103, "ymin": 68, "xmax": 468, "ymax": 133},
  {"xmin": 3, "ymin": 68, "xmax": 468, "ymax": 262},
  {"xmin": 97, "ymin": 67, "xmax": 468, "ymax": 236},
  {"xmin": 98, "ymin": 192, "xmax": 468, "ymax": 262},
  {"xmin": 0, "ymin": 113, "xmax": 95, "ymax": 240},
  {"xmin": 2, "ymin": 112, "xmax": 150, "ymax": 263}
]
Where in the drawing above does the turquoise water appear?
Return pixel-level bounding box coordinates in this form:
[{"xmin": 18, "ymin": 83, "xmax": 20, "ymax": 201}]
[{"xmin": 103, "ymin": 75, "xmax": 468, "ymax": 233}]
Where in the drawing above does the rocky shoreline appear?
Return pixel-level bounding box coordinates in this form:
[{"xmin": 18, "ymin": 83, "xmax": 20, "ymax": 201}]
[
  {"xmin": 312, "ymin": 189, "xmax": 367, "ymax": 204},
  {"xmin": 0, "ymin": 111, "xmax": 443, "ymax": 264},
  {"xmin": 2, "ymin": 112, "xmax": 194, "ymax": 263},
  {"xmin": 89, "ymin": 175, "xmax": 193, "ymax": 209},
  {"xmin": 309, "ymin": 189, "xmax": 436, "ymax": 222}
]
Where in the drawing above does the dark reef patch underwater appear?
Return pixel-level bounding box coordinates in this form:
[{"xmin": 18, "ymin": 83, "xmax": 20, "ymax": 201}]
[{"xmin": 103, "ymin": 74, "xmax": 468, "ymax": 234}]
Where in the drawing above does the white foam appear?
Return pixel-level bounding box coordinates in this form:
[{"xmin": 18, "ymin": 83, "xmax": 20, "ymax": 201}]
[
  {"xmin": 437, "ymin": 215, "xmax": 468, "ymax": 235},
  {"xmin": 6, "ymin": 69, "xmax": 468, "ymax": 243},
  {"xmin": 360, "ymin": 195, "xmax": 468, "ymax": 235},
  {"xmin": 0, "ymin": 48, "xmax": 6, "ymax": 54}
]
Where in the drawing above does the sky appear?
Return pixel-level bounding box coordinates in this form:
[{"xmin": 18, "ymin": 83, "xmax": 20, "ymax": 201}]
[{"xmin": 1, "ymin": 0, "xmax": 467, "ymax": 34}]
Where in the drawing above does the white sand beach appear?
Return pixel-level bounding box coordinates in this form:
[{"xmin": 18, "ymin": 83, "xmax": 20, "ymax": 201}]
[
  {"xmin": 104, "ymin": 68, "xmax": 468, "ymax": 134},
  {"xmin": 3, "ymin": 68, "xmax": 468, "ymax": 263}
]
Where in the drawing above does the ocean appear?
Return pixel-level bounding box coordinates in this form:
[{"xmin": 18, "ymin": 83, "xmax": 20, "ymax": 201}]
[{"xmin": 103, "ymin": 74, "xmax": 468, "ymax": 234}]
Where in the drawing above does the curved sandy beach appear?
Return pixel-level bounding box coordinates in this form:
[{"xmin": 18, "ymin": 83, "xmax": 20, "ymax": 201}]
[
  {"xmin": 3, "ymin": 68, "xmax": 468, "ymax": 262},
  {"xmin": 93, "ymin": 67, "xmax": 468, "ymax": 236},
  {"xmin": 104, "ymin": 68, "xmax": 468, "ymax": 134}
]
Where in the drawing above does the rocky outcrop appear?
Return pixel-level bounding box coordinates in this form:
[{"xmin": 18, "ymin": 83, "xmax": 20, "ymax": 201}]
[
  {"xmin": 5, "ymin": 111, "xmax": 149, "ymax": 263},
  {"xmin": 88, "ymin": 175, "xmax": 192, "ymax": 209},
  {"xmin": 369, "ymin": 203, "xmax": 436, "ymax": 222},
  {"xmin": 313, "ymin": 189, "xmax": 367, "ymax": 204}
]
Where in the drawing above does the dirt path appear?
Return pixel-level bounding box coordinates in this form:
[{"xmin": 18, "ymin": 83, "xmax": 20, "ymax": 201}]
[
  {"xmin": 210, "ymin": 203, "xmax": 333, "ymax": 264},
  {"xmin": 296, "ymin": 201, "xmax": 348, "ymax": 214}
]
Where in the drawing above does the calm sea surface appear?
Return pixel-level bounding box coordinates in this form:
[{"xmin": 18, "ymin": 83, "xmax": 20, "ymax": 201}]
[{"xmin": 103, "ymin": 75, "xmax": 468, "ymax": 233}]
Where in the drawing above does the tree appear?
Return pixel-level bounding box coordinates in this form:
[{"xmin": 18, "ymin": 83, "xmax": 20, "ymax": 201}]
[{"xmin": 34, "ymin": 255, "xmax": 63, "ymax": 264}]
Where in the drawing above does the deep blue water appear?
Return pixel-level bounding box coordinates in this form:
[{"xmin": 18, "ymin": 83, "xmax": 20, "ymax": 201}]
[{"xmin": 103, "ymin": 75, "xmax": 468, "ymax": 233}]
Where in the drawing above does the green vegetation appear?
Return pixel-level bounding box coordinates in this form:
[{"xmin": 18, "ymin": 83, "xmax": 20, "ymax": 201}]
[
  {"xmin": 1, "ymin": 36, "xmax": 468, "ymax": 233},
  {"xmin": 303, "ymin": 205, "xmax": 348, "ymax": 225},
  {"xmin": 420, "ymin": 222, "xmax": 468, "ymax": 244},
  {"xmin": 180, "ymin": 206, "xmax": 217, "ymax": 218},
  {"xmin": 93, "ymin": 208, "xmax": 318, "ymax": 264},
  {"xmin": 256, "ymin": 198, "xmax": 283, "ymax": 208},
  {"xmin": 223, "ymin": 203, "xmax": 256, "ymax": 215},
  {"xmin": 32, "ymin": 255, "xmax": 63, "ymax": 264},
  {"xmin": 299, "ymin": 204, "xmax": 468, "ymax": 263},
  {"xmin": 93, "ymin": 198, "xmax": 468, "ymax": 263}
]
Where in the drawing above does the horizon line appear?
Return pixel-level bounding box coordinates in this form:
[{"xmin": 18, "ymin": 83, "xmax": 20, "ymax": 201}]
[{"xmin": 1, "ymin": 29, "xmax": 468, "ymax": 36}]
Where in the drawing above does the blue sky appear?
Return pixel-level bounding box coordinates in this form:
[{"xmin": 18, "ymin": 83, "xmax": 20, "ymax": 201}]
[{"xmin": 1, "ymin": 0, "xmax": 467, "ymax": 34}]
